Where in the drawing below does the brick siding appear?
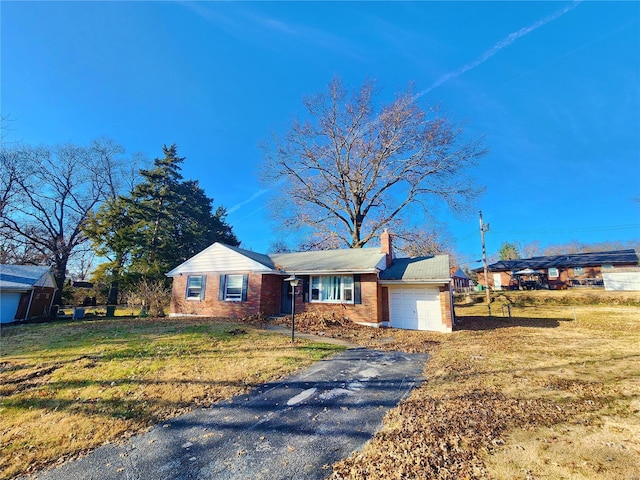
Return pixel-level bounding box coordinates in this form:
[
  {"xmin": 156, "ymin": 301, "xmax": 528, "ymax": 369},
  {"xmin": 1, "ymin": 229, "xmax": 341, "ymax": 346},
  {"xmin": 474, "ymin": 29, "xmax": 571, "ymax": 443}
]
[
  {"xmin": 439, "ymin": 286, "xmax": 453, "ymax": 331},
  {"xmin": 170, "ymin": 272, "xmax": 280, "ymax": 318},
  {"xmin": 294, "ymin": 273, "xmax": 381, "ymax": 325},
  {"xmin": 170, "ymin": 272, "xmax": 383, "ymax": 324}
]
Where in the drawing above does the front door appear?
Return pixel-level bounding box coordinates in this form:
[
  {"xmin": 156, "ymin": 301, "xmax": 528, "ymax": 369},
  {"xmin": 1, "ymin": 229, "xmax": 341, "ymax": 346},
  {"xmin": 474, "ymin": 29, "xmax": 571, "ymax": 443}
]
[{"xmin": 281, "ymin": 280, "xmax": 292, "ymax": 314}]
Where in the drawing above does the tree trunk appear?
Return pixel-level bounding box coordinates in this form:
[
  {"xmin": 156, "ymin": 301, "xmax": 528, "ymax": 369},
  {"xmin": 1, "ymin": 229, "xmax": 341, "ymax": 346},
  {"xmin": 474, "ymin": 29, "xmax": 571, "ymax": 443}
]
[
  {"xmin": 107, "ymin": 279, "xmax": 119, "ymax": 305},
  {"xmin": 52, "ymin": 257, "xmax": 69, "ymax": 307}
]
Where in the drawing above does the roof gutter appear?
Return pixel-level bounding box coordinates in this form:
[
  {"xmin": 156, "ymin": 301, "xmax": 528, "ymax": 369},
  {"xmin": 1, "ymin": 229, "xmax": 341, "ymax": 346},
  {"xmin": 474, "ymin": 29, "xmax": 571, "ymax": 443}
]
[
  {"xmin": 282, "ymin": 269, "xmax": 380, "ymax": 276},
  {"xmin": 378, "ymin": 278, "xmax": 451, "ymax": 285},
  {"xmin": 0, "ymin": 286, "xmax": 31, "ymax": 292}
]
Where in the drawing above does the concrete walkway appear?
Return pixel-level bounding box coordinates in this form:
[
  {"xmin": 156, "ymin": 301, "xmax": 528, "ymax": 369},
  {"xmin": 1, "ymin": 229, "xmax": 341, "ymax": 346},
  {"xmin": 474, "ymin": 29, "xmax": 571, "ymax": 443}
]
[{"xmin": 25, "ymin": 348, "xmax": 428, "ymax": 480}]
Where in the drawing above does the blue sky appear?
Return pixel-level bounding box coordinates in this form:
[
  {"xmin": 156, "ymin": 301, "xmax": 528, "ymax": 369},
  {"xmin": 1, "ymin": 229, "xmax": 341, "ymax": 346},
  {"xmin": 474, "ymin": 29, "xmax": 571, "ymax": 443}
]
[{"xmin": 2, "ymin": 1, "xmax": 639, "ymax": 268}]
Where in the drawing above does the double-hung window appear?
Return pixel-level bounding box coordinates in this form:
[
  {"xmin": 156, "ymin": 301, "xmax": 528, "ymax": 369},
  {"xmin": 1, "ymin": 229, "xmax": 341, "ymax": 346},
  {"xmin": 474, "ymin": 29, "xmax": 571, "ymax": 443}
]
[
  {"xmin": 310, "ymin": 275, "xmax": 354, "ymax": 303},
  {"xmin": 218, "ymin": 274, "xmax": 248, "ymax": 302},
  {"xmin": 225, "ymin": 274, "xmax": 243, "ymax": 301},
  {"xmin": 186, "ymin": 275, "xmax": 205, "ymax": 300},
  {"xmin": 548, "ymin": 268, "xmax": 559, "ymax": 278}
]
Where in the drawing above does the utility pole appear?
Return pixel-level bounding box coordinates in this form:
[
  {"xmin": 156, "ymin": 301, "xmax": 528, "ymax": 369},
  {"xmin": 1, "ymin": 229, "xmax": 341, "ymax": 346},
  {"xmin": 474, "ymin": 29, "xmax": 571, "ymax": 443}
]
[{"xmin": 479, "ymin": 210, "xmax": 491, "ymax": 317}]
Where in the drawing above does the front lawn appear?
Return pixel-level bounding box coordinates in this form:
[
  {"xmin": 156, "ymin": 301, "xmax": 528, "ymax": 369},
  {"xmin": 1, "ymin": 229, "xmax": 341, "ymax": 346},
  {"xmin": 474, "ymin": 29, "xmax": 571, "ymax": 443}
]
[
  {"xmin": 324, "ymin": 300, "xmax": 640, "ymax": 479},
  {"xmin": 2, "ymin": 294, "xmax": 638, "ymax": 480},
  {"xmin": 0, "ymin": 318, "xmax": 343, "ymax": 479}
]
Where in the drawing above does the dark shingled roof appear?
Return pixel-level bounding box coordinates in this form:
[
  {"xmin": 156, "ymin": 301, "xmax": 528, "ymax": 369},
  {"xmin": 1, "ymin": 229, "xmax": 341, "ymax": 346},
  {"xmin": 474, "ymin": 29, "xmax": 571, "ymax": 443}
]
[
  {"xmin": 223, "ymin": 244, "xmax": 277, "ymax": 269},
  {"xmin": 476, "ymin": 249, "xmax": 639, "ymax": 272}
]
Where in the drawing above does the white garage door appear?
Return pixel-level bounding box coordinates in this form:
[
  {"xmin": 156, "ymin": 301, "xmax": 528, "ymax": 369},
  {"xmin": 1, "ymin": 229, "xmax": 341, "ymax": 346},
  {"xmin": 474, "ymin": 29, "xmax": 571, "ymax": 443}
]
[{"xmin": 389, "ymin": 287, "xmax": 442, "ymax": 331}]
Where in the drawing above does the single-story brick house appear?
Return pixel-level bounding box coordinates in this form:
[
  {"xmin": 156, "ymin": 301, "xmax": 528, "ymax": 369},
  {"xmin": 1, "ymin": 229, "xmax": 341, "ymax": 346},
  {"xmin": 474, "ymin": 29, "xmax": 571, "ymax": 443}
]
[
  {"xmin": 167, "ymin": 232, "xmax": 454, "ymax": 332},
  {"xmin": 0, "ymin": 265, "xmax": 57, "ymax": 324},
  {"xmin": 475, "ymin": 249, "xmax": 639, "ymax": 290}
]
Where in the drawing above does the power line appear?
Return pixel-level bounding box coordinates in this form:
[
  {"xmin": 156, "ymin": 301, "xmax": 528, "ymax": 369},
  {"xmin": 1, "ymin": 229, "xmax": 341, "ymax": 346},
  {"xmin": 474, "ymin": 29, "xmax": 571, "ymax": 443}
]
[{"xmin": 490, "ymin": 224, "xmax": 640, "ymax": 236}]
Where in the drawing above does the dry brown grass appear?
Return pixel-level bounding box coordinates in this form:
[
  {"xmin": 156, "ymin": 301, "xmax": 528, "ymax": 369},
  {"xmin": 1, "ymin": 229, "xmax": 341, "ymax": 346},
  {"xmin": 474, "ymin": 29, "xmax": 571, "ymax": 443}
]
[
  {"xmin": 282, "ymin": 299, "xmax": 640, "ymax": 479},
  {"xmin": 0, "ymin": 317, "xmax": 343, "ymax": 479},
  {"xmin": 3, "ymin": 292, "xmax": 639, "ymax": 480}
]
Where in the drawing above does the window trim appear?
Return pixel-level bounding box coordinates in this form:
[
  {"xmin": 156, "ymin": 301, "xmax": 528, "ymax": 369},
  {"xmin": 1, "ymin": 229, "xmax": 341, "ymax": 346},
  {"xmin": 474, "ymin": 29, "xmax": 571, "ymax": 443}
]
[
  {"xmin": 548, "ymin": 267, "xmax": 559, "ymax": 278},
  {"xmin": 218, "ymin": 274, "xmax": 249, "ymax": 302},
  {"xmin": 573, "ymin": 266, "xmax": 585, "ymax": 276},
  {"xmin": 309, "ymin": 275, "xmax": 355, "ymax": 304},
  {"xmin": 186, "ymin": 275, "xmax": 205, "ymax": 301},
  {"xmin": 224, "ymin": 274, "xmax": 243, "ymax": 302}
]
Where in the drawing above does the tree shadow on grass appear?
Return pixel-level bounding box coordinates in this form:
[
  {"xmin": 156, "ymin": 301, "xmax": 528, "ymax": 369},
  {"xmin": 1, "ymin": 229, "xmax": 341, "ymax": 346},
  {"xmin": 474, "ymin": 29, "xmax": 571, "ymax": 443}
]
[{"xmin": 454, "ymin": 315, "xmax": 565, "ymax": 331}]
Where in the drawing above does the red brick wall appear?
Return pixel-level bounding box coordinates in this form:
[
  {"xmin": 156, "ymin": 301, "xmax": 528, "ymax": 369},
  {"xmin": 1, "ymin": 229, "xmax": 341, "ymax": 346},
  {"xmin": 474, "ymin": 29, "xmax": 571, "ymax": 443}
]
[
  {"xmin": 477, "ymin": 271, "xmax": 512, "ymax": 289},
  {"xmin": 170, "ymin": 272, "xmax": 280, "ymax": 318},
  {"xmin": 259, "ymin": 275, "xmax": 281, "ymax": 316},
  {"xmin": 380, "ymin": 286, "xmax": 389, "ymax": 323},
  {"xmin": 439, "ymin": 286, "xmax": 453, "ymax": 331},
  {"xmin": 294, "ymin": 273, "xmax": 381, "ymax": 325},
  {"xmin": 171, "ymin": 272, "xmax": 383, "ymax": 324}
]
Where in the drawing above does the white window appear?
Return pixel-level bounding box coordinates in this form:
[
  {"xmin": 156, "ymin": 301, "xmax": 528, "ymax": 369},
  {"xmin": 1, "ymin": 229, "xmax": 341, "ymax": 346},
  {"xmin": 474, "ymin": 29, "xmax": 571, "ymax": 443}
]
[
  {"xmin": 224, "ymin": 274, "xmax": 243, "ymax": 301},
  {"xmin": 573, "ymin": 267, "xmax": 585, "ymax": 276},
  {"xmin": 548, "ymin": 268, "xmax": 559, "ymax": 278},
  {"xmin": 186, "ymin": 275, "xmax": 205, "ymax": 300},
  {"xmin": 310, "ymin": 275, "xmax": 354, "ymax": 303},
  {"xmin": 602, "ymin": 264, "xmax": 613, "ymax": 270}
]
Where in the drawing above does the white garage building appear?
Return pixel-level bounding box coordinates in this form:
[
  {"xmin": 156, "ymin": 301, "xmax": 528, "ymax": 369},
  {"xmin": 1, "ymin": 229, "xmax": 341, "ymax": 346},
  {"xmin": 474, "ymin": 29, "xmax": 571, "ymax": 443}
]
[{"xmin": 379, "ymin": 255, "xmax": 453, "ymax": 333}]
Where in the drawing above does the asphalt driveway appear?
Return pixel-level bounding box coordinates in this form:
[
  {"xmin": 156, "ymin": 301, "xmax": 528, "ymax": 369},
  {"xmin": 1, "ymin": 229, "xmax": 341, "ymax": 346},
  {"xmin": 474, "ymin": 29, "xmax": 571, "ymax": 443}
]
[{"xmin": 25, "ymin": 348, "xmax": 428, "ymax": 480}]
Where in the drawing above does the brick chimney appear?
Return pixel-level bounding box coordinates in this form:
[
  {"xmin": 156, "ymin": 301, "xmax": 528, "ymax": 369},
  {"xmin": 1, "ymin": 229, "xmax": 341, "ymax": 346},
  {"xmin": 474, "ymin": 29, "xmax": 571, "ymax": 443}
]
[{"xmin": 380, "ymin": 230, "xmax": 393, "ymax": 267}]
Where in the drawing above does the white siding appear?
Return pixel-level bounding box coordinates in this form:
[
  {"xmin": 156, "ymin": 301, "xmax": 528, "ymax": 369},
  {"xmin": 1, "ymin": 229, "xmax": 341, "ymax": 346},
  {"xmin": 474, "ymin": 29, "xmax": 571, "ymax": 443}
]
[
  {"xmin": 603, "ymin": 272, "xmax": 640, "ymax": 291},
  {"xmin": 167, "ymin": 244, "xmax": 274, "ymax": 276}
]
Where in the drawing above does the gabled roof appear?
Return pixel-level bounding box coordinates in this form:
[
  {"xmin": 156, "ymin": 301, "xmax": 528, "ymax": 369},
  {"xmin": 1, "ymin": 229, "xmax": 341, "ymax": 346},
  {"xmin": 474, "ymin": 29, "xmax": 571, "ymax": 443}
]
[
  {"xmin": 0, "ymin": 265, "xmax": 56, "ymax": 292},
  {"xmin": 478, "ymin": 249, "xmax": 639, "ymax": 272},
  {"xmin": 270, "ymin": 248, "xmax": 386, "ymax": 274},
  {"xmin": 167, "ymin": 242, "xmax": 450, "ymax": 281},
  {"xmin": 166, "ymin": 243, "xmax": 387, "ymax": 277},
  {"xmin": 166, "ymin": 243, "xmax": 276, "ymax": 276},
  {"xmin": 379, "ymin": 255, "xmax": 450, "ymax": 283},
  {"xmin": 451, "ymin": 267, "xmax": 469, "ymax": 279}
]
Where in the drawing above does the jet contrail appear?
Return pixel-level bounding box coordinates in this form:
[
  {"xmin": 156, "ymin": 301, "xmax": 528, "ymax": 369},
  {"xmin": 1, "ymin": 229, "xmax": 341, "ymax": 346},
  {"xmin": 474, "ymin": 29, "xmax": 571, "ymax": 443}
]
[
  {"xmin": 230, "ymin": 2, "xmax": 583, "ymax": 218},
  {"xmin": 419, "ymin": 0, "xmax": 583, "ymax": 97},
  {"xmin": 227, "ymin": 188, "xmax": 271, "ymax": 214}
]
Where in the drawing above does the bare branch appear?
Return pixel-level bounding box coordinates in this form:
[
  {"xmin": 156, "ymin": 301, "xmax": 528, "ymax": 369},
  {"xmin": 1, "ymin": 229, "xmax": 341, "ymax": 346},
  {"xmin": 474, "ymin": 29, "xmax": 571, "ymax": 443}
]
[{"xmin": 262, "ymin": 78, "xmax": 486, "ymax": 248}]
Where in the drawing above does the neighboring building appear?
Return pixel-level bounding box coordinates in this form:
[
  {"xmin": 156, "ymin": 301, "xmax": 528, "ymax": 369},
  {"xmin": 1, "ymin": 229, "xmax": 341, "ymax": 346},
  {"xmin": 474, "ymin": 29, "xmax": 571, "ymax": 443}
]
[
  {"xmin": 0, "ymin": 265, "xmax": 57, "ymax": 324},
  {"xmin": 603, "ymin": 267, "xmax": 640, "ymax": 291},
  {"xmin": 167, "ymin": 232, "xmax": 454, "ymax": 332},
  {"xmin": 450, "ymin": 267, "xmax": 471, "ymax": 293},
  {"xmin": 475, "ymin": 249, "xmax": 639, "ymax": 290}
]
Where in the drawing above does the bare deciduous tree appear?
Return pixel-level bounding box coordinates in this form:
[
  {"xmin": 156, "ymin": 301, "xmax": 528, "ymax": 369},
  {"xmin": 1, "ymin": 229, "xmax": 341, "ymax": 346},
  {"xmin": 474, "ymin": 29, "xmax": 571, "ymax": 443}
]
[
  {"xmin": 519, "ymin": 240, "xmax": 541, "ymax": 259},
  {"xmin": 543, "ymin": 240, "xmax": 639, "ymax": 256},
  {"xmin": 135, "ymin": 277, "xmax": 171, "ymax": 317},
  {"xmin": 0, "ymin": 139, "xmax": 130, "ymax": 307},
  {"xmin": 396, "ymin": 226, "xmax": 459, "ymax": 265},
  {"xmin": 262, "ymin": 77, "xmax": 486, "ymax": 248}
]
